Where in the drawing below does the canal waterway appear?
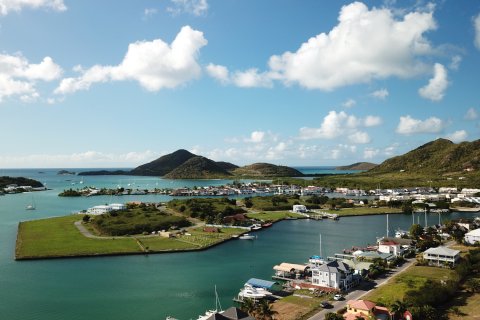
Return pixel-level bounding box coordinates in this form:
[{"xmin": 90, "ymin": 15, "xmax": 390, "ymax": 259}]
[{"xmin": 0, "ymin": 169, "xmax": 477, "ymax": 320}]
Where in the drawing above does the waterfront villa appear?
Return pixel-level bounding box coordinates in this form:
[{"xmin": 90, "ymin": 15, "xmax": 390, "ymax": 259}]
[
  {"xmin": 464, "ymin": 228, "xmax": 480, "ymax": 245},
  {"xmin": 311, "ymin": 261, "xmax": 356, "ymax": 290},
  {"xmin": 273, "ymin": 262, "xmax": 309, "ymax": 279},
  {"xmin": 423, "ymin": 246, "xmax": 461, "ymax": 267},
  {"xmin": 377, "ymin": 239, "xmax": 403, "ymax": 257},
  {"xmin": 86, "ymin": 203, "xmax": 126, "ymax": 215},
  {"xmin": 344, "ymin": 300, "xmax": 391, "ymax": 320}
]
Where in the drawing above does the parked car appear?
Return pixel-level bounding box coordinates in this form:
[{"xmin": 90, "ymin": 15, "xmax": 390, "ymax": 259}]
[
  {"xmin": 333, "ymin": 294, "xmax": 343, "ymax": 301},
  {"xmin": 320, "ymin": 301, "xmax": 333, "ymax": 308}
]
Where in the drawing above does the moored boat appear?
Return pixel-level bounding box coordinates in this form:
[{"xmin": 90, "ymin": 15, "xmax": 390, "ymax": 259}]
[{"xmin": 239, "ymin": 233, "xmax": 256, "ymax": 240}]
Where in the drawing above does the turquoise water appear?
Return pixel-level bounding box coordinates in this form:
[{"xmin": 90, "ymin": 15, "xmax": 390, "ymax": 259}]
[{"xmin": 0, "ymin": 169, "xmax": 478, "ymax": 319}]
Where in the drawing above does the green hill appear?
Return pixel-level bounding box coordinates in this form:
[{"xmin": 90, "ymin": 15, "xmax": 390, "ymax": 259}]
[
  {"xmin": 163, "ymin": 156, "xmax": 233, "ymax": 179},
  {"xmin": 129, "ymin": 149, "xmax": 197, "ymax": 176},
  {"xmin": 336, "ymin": 162, "xmax": 377, "ymax": 170},
  {"xmin": 0, "ymin": 176, "xmax": 44, "ymax": 189},
  {"xmin": 233, "ymin": 163, "xmax": 304, "ymax": 177},
  {"xmin": 369, "ymin": 138, "xmax": 480, "ymax": 174}
]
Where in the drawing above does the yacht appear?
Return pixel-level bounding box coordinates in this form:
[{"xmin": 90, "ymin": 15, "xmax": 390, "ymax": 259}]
[
  {"xmin": 197, "ymin": 286, "xmax": 223, "ymax": 320},
  {"xmin": 250, "ymin": 224, "xmax": 262, "ymax": 231},
  {"xmin": 238, "ymin": 286, "xmax": 267, "ymax": 299},
  {"xmin": 239, "ymin": 234, "xmax": 256, "ymax": 240}
]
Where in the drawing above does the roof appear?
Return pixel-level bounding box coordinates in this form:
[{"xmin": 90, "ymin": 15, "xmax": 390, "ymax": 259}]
[
  {"xmin": 273, "ymin": 262, "xmax": 308, "ymax": 272},
  {"xmin": 246, "ymin": 278, "xmax": 279, "ymax": 290},
  {"xmin": 357, "ymin": 251, "xmax": 394, "ymax": 261},
  {"xmin": 205, "ymin": 313, "xmax": 231, "ymax": 320},
  {"xmin": 466, "ymin": 228, "xmax": 480, "ymax": 236},
  {"xmin": 424, "ymin": 246, "xmax": 460, "ymax": 256},
  {"xmin": 347, "ymin": 299, "xmax": 376, "ymax": 310},
  {"xmin": 221, "ymin": 307, "xmax": 253, "ymax": 320},
  {"xmin": 342, "ymin": 259, "xmax": 372, "ymax": 271},
  {"xmin": 316, "ymin": 260, "xmax": 350, "ymax": 273},
  {"xmin": 379, "ymin": 241, "xmax": 399, "ymax": 246}
]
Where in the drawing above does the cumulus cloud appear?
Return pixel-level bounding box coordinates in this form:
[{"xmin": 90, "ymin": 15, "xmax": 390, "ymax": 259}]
[
  {"xmin": 298, "ymin": 111, "xmax": 381, "ymax": 143},
  {"xmin": 418, "ymin": 63, "xmax": 448, "ymax": 101},
  {"xmin": 449, "ymin": 55, "xmax": 462, "ymax": 71},
  {"xmin": 55, "ymin": 26, "xmax": 207, "ymax": 94},
  {"xmin": 363, "ymin": 147, "xmax": 380, "ymax": 159},
  {"xmin": 246, "ymin": 131, "xmax": 266, "ymax": 143},
  {"xmin": 206, "ymin": 63, "xmax": 229, "ymax": 84},
  {"xmin": 396, "ymin": 115, "xmax": 446, "ymax": 134},
  {"xmin": 206, "ymin": 64, "xmax": 273, "ymax": 88},
  {"xmin": 445, "ymin": 130, "xmax": 467, "ymax": 143},
  {"xmin": 167, "ymin": 0, "xmax": 208, "ymax": 16},
  {"xmin": 371, "ymin": 88, "xmax": 389, "ymax": 100},
  {"xmin": 464, "ymin": 107, "xmax": 478, "ymax": 121},
  {"xmin": 0, "ymin": 0, "xmax": 66, "ymax": 15},
  {"xmin": 474, "ymin": 13, "xmax": 480, "ymax": 50},
  {"xmin": 0, "ymin": 53, "xmax": 62, "ymax": 102},
  {"xmin": 342, "ymin": 99, "xmax": 356, "ymax": 108},
  {"xmin": 267, "ymin": 2, "xmax": 436, "ymax": 90}
]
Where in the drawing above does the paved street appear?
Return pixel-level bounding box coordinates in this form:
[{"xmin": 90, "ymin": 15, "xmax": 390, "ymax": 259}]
[{"xmin": 307, "ymin": 258, "xmax": 415, "ymax": 320}]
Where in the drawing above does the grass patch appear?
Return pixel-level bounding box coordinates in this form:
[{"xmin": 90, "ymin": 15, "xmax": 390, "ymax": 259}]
[
  {"xmin": 246, "ymin": 211, "xmax": 304, "ymax": 221},
  {"xmin": 138, "ymin": 237, "xmax": 197, "ymax": 251},
  {"xmin": 16, "ymin": 215, "xmax": 141, "ymax": 259},
  {"xmin": 324, "ymin": 207, "xmax": 403, "ymax": 216},
  {"xmin": 363, "ymin": 265, "xmax": 458, "ymax": 306}
]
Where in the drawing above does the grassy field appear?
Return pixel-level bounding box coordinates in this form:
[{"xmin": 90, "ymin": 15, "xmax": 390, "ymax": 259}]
[
  {"xmin": 16, "ymin": 215, "xmax": 142, "ymax": 259},
  {"xmin": 246, "ymin": 211, "xmax": 305, "ymax": 221},
  {"xmin": 363, "ymin": 265, "xmax": 458, "ymax": 306},
  {"xmin": 272, "ymin": 295, "xmax": 323, "ymax": 320},
  {"xmin": 16, "ymin": 215, "xmax": 246, "ymax": 259},
  {"xmin": 324, "ymin": 207, "xmax": 403, "ymax": 216}
]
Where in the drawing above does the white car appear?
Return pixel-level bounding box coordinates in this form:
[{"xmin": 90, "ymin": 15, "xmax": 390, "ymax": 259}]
[{"xmin": 333, "ymin": 294, "xmax": 343, "ymax": 301}]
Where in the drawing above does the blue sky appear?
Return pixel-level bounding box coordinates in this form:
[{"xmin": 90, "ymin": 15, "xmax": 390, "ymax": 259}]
[{"xmin": 0, "ymin": 0, "xmax": 479, "ymax": 168}]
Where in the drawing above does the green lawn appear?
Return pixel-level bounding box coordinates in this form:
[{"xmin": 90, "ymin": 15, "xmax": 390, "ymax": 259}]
[
  {"xmin": 16, "ymin": 215, "xmax": 141, "ymax": 259},
  {"xmin": 246, "ymin": 211, "xmax": 304, "ymax": 221},
  {"xmin": 325, "ymin": 207, "xmax": 403, "ymax": 216},
  {"xmin": 15, "ymin": 216, "xmax": 245, "ymax": 260},
  {"xmin": 363, "ymin": 266, "xmax": 458, "ymax": 306}
]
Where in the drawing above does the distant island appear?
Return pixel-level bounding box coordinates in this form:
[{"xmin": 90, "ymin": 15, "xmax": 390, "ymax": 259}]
[
  {"xmin": 79, "ymin": 149, "xmax": 304, "ymax": 179},
  {"xmin": 57, "ymin": 170, "xmax": 76, "ymax": 175},
  {"xmin": 335, "ymin": 162, "xmax": 377, "ymax": 170},
  {"xmin": 1, "ymin": 176, "xmax": 45, "ymax": 194}
]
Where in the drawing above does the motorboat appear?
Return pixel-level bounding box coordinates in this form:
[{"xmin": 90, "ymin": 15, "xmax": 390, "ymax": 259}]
[
  {"xmin": 250, "ymin": 224, "xmax": 262, "ymax": 231},
  {"xmin": 238, "ymin": 287, "xmax": 266, "ymax": 299},
  {"xmin": 244, "ymin": 284, "xmax": 271, "ymax": 296},
  {"xmin": 239, "ymin": 234, "xmax": 256, "ymax": 240}
]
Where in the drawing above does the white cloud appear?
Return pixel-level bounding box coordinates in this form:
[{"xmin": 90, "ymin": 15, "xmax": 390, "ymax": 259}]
[
  {"xmin": 363, "ymin": 147, "xmax": 380, "ymax": 159},
  {"xmin": 342, "ymin": 98, "xmax": 356, "ymax": 108},
  {"xmin": 445, "ymin": 130, "xmax": 467, "ymax": 143},
  {"xmin": 348, "ymin": 131, "xmax": 371, "ymax": 144},
  {"xmin": 0, "ymin": 53, "xmax": 62, "ymax": 102},
  {"xmin": 0, "ymin": 0, "xmax": 66, "ymax": 15},
  {"xmin": 0, "ymin": 150, "xmax": 160, "ymax": 168},
  {"xmin": 232, "ymin": 69, "xmax": 273, "ymax": 88},
  {"xmin": 206, "ymin": 63, "xmax": 229, "ymax": 84},
  {"xmin": 246, "ymin": 131, "xmax": 265, "ymax": 143},
  {"xmin": 55, "ymin": 26, "xmax": 207, "ymax": 94},
  {"xmin": 167, "ymin": 0, "xmax": 208, "ymax": 16},
  {"xmin": 418, "ymin": 63, "xmax": 448, "ymax": 101},
  {"xmin": 299, "ymin": 111, "xmax": 382, "ymax": 143},
  {"xmin": 267, "ymin": 2, "xmax": 436, "ymax": 90},
  {"xmin": 143, "ymin": 8, "xmax": 158, "ymax": 18},
  {"xmin": 396, "ymin": 115, "xmax": 446, "ymax": 134},
  {"xmin": 371, "ymin": 88, "xmax": 389, "ymax": 100},
  {"xmin": 474, "ymin": 13, "xmax": 480, "ymax": 50},
  {"xmin": 449, "ymin": 55, "xmax": 462, "ymax": 71},
  {"xmin": 464, "ymin": 107, "xmax": 478, "ymax": 121}
]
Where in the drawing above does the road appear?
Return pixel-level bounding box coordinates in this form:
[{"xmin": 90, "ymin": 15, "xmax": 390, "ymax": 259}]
[{"xmin": 307, "ymin": 258, "xmax": 415, "ymax": 320}]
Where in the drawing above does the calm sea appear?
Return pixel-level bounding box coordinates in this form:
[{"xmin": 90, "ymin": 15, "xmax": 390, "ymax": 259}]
[{"xmin": 0, "ymin": 169, "xmax": 477, "ymax": 320}]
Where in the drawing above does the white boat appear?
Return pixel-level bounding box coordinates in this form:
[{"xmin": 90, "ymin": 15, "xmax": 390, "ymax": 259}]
[
  {"xmin": 395, "ymin": 229, "xmax": 408, "ymax": 238},
  {"xmin": 250, "ymin": 224, "xmax": 262, "ymax": 231},
  {"xmin": 238, "ymin": 287, "xmax": 266, "ymax": 299},
  {"xmin": 25, "ymin": 196, "xmax": 36, "ymax": 210},
  {"xmin": 197, "ymin": 286, "xmax": 223, "ymax": 320},
  {"xmin": 244, "ymin": 284, "xmax": 271, "ymax": 296},
  {"xmin": 239, "ymin": 234, "xmax": 256, "ymax": 240}
]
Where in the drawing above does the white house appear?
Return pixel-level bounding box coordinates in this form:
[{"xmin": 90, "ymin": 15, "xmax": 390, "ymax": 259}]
[
  {"xmin": 311, "ymin": 260, "xmax": 354, "ymax": 290},
  {"xmin": 423, "ymin": 246, "xmax": 460, "ymax": 267},
  {"xmin": 292, "ymin": 205, "xmax": 308, "ymax": 213},
  {"xmin": 86, "ymin": 203, "xmax": 126, "ymax": 215},
  {"xmin": 377, "ymin": 239, "xmax": 403, "ymax": 257},
  {"xmin": 465, "ymin": 228, "xmax": 480, "ymax": 245}
]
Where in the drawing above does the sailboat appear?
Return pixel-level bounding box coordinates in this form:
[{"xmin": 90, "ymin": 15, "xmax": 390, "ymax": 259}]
[
  {"xmin": 197, "ymin": 286, "xmax": 223, "ymax": 320},
  {"xmin": 25, "ymin": 195, "xmax": 36, "ymax": 210},
  {"xmin": 309, "ymin": 234, "xmax": 325, "ymax": 265}
]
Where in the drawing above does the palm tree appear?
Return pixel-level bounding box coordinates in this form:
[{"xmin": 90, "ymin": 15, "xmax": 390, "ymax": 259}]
[
  {"xmin": 241, "ymin": 298, "xmax": 257, "ymax": 317},
  {"xmin": 390, "ymin": 300, "xmax": 408, "ymax": 320},
  {"xmin": 255, "ymin": 299, "xmax": 278, "ymax": 320}
]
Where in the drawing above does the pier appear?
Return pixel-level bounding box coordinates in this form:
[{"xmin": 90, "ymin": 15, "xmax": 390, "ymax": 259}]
[{"xmin": 309, "ymin": 210, "xmax": 339, "ymax": 220}]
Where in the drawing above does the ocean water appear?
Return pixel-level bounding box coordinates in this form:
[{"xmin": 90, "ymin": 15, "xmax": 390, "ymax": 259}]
[{"xmin": 0, "ymin": 169, "xmax": 477, "ymax": 320}]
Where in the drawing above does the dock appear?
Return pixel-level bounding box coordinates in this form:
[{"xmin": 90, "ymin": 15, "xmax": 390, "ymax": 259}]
[{"xmin": 309, "ymin": 210, "xmax": 339, "ymax": 220}]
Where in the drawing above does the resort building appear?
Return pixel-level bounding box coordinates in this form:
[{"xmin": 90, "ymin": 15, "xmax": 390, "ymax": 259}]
[
  {"xmin": 465, "ymin": 228, "xmax": 480, "ymax": 245},
  {"xmin": 344, "ymin": 300, "xmax": 391, "ymax": 320},
  {"xmin": 292, "ymin": 205, "xmax": 308, "ymax": 213},
  {"xmin": 311, "ymin": 260, "xmax": 355, "ymax": 290},
  {"xmin": 377, "ymin": 239, "xmax": 403, "ymax": 257},
  {"xmin": 423, "ymin": 246, "xmax": 461, "ymax": 267},
  {"xmin": 86, "ymin": 203, "xmax": 126, "ymax": 215}
]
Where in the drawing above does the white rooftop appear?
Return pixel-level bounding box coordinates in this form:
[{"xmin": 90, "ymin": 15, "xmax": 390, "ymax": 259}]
[
  {"xmin": 465, "ymin": 228, "xmax": 480, "ymax": 236},
  {"xmin": 424, "ymin": 246, "xmax": 460, "ymax": 256}
]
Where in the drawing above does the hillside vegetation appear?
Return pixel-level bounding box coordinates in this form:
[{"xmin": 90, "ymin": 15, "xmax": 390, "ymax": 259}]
[
  {"xmin": 0, "ymin": 176, "xmax": 44, "ymax": 188},
  {"xmin": 233, "ymin": 163, "xmax": 304, "ymax": 177},
  {"xmin": 164, "ymin": 156, "xmax": 233, "ymax": 179},
  {"xmin": 336, "ymin": 162, "xmax": 377, "ymax": 170}
]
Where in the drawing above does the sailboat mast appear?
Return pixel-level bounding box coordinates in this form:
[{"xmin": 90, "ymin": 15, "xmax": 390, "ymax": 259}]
[
  {"xmin": 319, "ymin": 234, "xmax": 322, "ymax": 258},
  {"xmin": 386, "ymin": 214, "xmax": 389, "ymax": 238},
  {"xmin": 424, "ymin": 208, "xmax": 427, "ymax": 228}
]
